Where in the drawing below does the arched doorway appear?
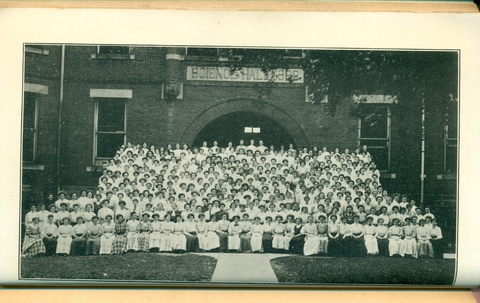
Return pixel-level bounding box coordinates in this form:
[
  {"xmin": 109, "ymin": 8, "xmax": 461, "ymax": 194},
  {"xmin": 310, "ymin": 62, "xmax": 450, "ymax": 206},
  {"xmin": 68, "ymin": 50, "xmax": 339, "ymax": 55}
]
[
  {"xmin": 192, "ymin": 111, "xmax": 295, "ymax": 149},
  {"xmin": 180, "ymin": 98, "xmax": 309, "ymax": 148}
]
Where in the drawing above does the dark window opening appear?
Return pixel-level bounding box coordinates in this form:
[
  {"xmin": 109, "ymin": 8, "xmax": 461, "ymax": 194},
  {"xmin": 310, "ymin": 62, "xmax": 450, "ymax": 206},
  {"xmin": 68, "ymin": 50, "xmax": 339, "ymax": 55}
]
[
  {"xmin": 96, "ymin": 98, "xmax": 126, "ymax": 159},
  {"xmin": 98, "ymin": 46, "xmax": 130, "ymax": 55},
  {"xmin": 23, "ymin": 92, "xmax": 37, "ymax": 162}
]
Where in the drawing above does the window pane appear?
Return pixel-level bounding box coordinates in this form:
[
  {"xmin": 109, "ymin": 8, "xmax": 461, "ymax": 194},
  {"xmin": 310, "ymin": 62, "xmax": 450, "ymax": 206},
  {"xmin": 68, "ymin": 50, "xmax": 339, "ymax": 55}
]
[
  {"xmin": 23, "ymin": 93, "xmax": 36, "ymax": 130},
  {"xmin": 98, "ymin": 46, "xmax": 130, "ymax": 55},
  {"xmin": 97, "ymin": 133, "xmax": 125, "ymax": 158},
  {"xmin": 446, "ymin": 144, "xmax": 457, "ymax": 175},
  {"xmin": 360, "ymin": 107, "xmax": 388, "ymax": 138},
  {"xmin": 367, "ymin": 147, "xmax": 389, "ymax": 171},
  {"xmin": 98, "ymin": 99, "xmax": 125, "ymax": 132},
  {"xmin": 447, "ymin": 105, "xmax": 458, "ymax": 139},
  {"xmin": 187, "ymin": 48, "xmax": 218, "ymax": 57},
  {"xmin": 23, "ymin": 129, "xmax": 34, "ymax": 162}
]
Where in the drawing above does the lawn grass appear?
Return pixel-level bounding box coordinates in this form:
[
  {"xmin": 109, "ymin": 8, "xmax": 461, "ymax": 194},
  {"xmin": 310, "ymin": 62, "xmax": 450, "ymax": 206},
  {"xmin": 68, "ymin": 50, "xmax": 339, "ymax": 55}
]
[
  {"xmin": 21, "ymin": 253, "xmax": 217, "ymax": 282},
  {"xmin": 270, "ymin": 256, "xmax": 455, "ymax": 285}
]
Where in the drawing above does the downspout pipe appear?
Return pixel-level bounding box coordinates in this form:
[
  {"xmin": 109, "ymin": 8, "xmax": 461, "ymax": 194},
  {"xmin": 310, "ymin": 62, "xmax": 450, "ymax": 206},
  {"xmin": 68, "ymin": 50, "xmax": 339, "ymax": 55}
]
[{"xmin": 56, "ymin": 45, "xmax": 65, "ymax": 193}]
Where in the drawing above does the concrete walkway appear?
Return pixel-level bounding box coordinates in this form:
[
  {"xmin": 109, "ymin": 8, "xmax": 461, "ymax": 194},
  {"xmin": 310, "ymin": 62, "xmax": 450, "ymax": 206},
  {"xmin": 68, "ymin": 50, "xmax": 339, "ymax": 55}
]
[{"xmin": 211, "ymin": 253, "xmax": 279, "ymax": 283}]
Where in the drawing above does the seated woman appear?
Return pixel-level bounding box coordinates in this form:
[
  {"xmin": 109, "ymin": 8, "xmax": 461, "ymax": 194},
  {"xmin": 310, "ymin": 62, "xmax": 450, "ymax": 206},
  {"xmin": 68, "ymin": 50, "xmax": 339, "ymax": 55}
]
[
  {"xmin": 387, "ymin": 218, "xmax": 403, "ymax": 257},
  {"xmin": 400, "ymin": 217, "xmax": 418, "ymax": 258},
  {"xmin": 364, "ymin": 216, "xmax": 379, "ymax": 256},
  {"xmin": 301, "ymin": 215, "xmax": 320, "ymax": 256},
  {"xmin": 350, "ymin": 214, "xmax": 367, "ymax": 257},
  {"xmin": 56, "ymin": 217, "xmax": 74, "ymax": 256},
  {"xmin": 327, "ymin": 214, "xmax": 341, "ymax": 256},
  {"xmin": 99, "ymin": 214, "xmax": 116, "ymax": 255},
  {"xmin": 429, "ymin": 219, "xmax": 444, "ymax": 259},
  {"xmin": 283, "ymin": 214, "xmax": 296, "ymax": 251},
  {"xmin": 86, "ymin": 216, "xmax": 102, "ymax": 255},
  {"xmin": 375, "ymin": 217, "xmax": 389, "ymax": 256},
  {"xmin": 250, "ymin": 216, "xmax": 264, "ymax": 252},
  {"xmin": 126, "ymin": 212, "xmax": 139, "ymax": 252},
  {"xmin": 196, "ymin": 213, "xmax": 209, "ymax": 252},
  {"xmin": 149, "ymin": 213, "xmax": 162, "ymax": 251},
  {"xmin": 289, "ymin": 217, "xmax": 305, "ymax": 254},
  {"xmin": 183, "ymin": 213, "xmax": 199, "ymax": 252},
  {"xmin": 262, "ymin": 216, "xmax": 275, "ymax": 253},
  {"xmin": 217, "ymin": 213, "xmax": 230, "ymax": 253},
  {"xmin": 159, "ymin": 214, "xmax": 175, "ymax": 252},
  {"xmin": 205, "ymin": 214, "xmax": 220, "ymax": 251},
  {"xmin": 41, "ymin": 214, "xmax": 58, "ymax": 256},
  {"xmin": 272, "ymin": 215, "xmax": 286, "ymax": 252},
  {"xmin": 316, "ymin": 214, "xmax": 329, "ymax": 255},
  {"xmin": 137, "ymin": 213, "xmax": 153, "ymax": 252},
  {"xmin": 416, "ymin": 219, "xmax": 434, "ymax": 258},
  {"xmin": 71, "ymin": 217, "xmax": 87, "ymax": 255},
  {"xmin": 22, "ymin": 217, "xmax": 46, "ymax": 257},
  {"xmin": 240, "ymin": 213, "xmax": 253, "ymax": 252},
  {"xmin": 339, "ymin": 216, "xmax": 352, "ymax": 257},
  {"xmin": 111, "ymin": 214, "xmax": 128, "ymax": 254},
  {"xmin": 228, "ymin": 215, "xmax": 242, "ymax": 252},
  {"xmin": 172, "ymin": 215, "xmax": 187, "ymax": 253}
]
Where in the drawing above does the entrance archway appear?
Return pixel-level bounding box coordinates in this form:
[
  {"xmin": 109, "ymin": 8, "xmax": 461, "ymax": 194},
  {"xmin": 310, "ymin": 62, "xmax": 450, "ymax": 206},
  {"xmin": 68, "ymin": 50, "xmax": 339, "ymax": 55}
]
[{"xmin": 180, "ymin": 98, "xmax": 309, "ymax": 148}]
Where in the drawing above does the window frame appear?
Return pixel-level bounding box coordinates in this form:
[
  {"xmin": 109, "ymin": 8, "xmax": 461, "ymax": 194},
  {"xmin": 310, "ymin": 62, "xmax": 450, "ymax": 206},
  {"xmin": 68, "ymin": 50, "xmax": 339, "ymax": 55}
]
[
  {"xmin": 444, "ymin": 104, "xmax": 458, "ymax": 175},
  {"xmin": 93, "ymin": 98, "xmax": 127, "ymax": 162},
  {"xmin": 358, "ymin": 105, "xmax": 392, "ymax": 172},
  {"xmin": 22, "ymin": 92, "xmax": 39, "ymax": 163}
]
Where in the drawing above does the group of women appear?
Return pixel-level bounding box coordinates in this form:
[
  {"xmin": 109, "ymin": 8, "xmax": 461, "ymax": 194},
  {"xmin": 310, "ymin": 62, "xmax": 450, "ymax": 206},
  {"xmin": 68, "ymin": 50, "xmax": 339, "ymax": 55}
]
[{"xmin": 21, "ymin": 141, "xmax": 444, "ymax": 259}]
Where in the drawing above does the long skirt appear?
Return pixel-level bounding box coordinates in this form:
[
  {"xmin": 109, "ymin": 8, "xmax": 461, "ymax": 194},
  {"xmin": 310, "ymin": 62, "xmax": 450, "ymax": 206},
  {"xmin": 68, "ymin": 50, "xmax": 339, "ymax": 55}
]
[
  {"xmin": 56, "ymin": 236, "xmax": 73, "ymax": 255},
  {"xmin": 149, "ymin": 232, "xmax": 162, "ymax": 249},
  {"xmin": 185, "ymin": 233, "xmax": 199, "ymax": 252},
  {"xmin": 289, "ymin": 235, "xmax": 305, "ymax": 254},
  {"xmin": 137, "ymin": 232, "xmax": 150, "ymax": 252},
  {"xmin": 417, "ymin": 239, "xmax": 434, "ymax": 258},
  {"xmin": 228, "ymin": 234, "xmax": 241, "ymax": 250},
  {"xmin": 284, "ymin": 235, "xmax": 294, "ymax": 251},
  {"xmin": 22, "ymin": 237, "xmax": 46, "ymax": 257},
  {"xmin": 340, "ymin": 236, "xmax": 353, "ymax": 257},
  {"xmin": 304, "ymin": 235, "xmax": 320, "ymax": 256},
  {"xmin": 99, "ymin": 234, "xmax": 115, "ymax": 254},
  {"xmin": 126, "ymin": 232, "xmax": 138, "ymax": 251},
  {"xmin": 351, "ymin": 236, "xmax": 367, "ymax": 257},
  {"xmin": 198, "ymin": 233, "xmax": 209, "ymax": 250},
  {"xmin": 43, "ymin": 237, "xmax": 57, "ymax": 256},
  {"xmin": 318, "ymin": 235, "xmax": 329, "ymax": 254},
  {"xmin": 272, "ymin": 234, "xmax": 285, "ymax": 250},
  {"xmin": 159, "ymin": 234, "xmax": 175, "ymax": 251},
  {"xmin": 250, "ymin": 234, "xmax": 263, "ymax": 252},
  {"xmin": 240, "ymin": 233, "xmax": 252, "ymax": 252},
  {"xmin": 111, "ymin": 235, "xmax": 127, "ymax": 254},
  {"xmin": 364, "ymin": 235, "xmax": 379, "ymax": 255},
  {"xmin": 205, "ymin": 231, "xmax": 220, "ymax": 251},
  {"xmin": 431, "ymin": 239, "xmax": 444, "ymax": 259},
  {"xmin": 327, "ymin": 236, "xmax": 342, "ymax": 256},
  {"xmin": 388, "ymin": 237, "xmax": 402, "ymax": 256},
  {"xmin": 70, "ymin": 237, "xmax": 87, "ymax": 255},
  {"xmin": 377, "ymin": 238, "xmax": 389, "ymax": 257},
  {"xmin": 262, "ymin": 233, "xmax": 274, "ymax": 253},
  {"xmin": 218, "ymin": 233, "xmax": 228, "ymax": 252},
  {"xmin": 172, "ymin": 233, "xmax": 187, "ymax": 251},
  {"xmin": 86, "ymin": 237, "xmax": 100, "ymax": 255},
  {"xmin": 400, "ymin": 238, "xmax": 418, "ymax": 258}
]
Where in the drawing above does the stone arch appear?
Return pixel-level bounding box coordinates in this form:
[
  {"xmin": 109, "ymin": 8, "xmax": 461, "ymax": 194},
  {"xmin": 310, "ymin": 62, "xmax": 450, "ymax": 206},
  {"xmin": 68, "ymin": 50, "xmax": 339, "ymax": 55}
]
[{"xmin": 180, "ymin": 98, "xmax": 309, "ymax": 148}]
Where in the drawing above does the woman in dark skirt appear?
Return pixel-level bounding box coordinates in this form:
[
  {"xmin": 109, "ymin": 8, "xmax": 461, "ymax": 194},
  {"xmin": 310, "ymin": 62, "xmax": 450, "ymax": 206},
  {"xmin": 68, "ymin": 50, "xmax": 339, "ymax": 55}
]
[
  {"xmin": 240, "ymin": 213, "xmax": 252, "ymax": 253},
  {"xmin": 41, "ymin": 214, "xmax": 58, "ymax": 256},
  {"xmin": 327, "ymin": 214, "xmax": 342, "ymax": 256},
  {"xmin": 262, "ymin": 216, "xmax": 274, "ymax": 253},
  {"xmin": 429, "ymin": 219, "xmax": 444, "ymax": 259},
  {"xmin": 217, "ymin": 214, "xmax": 230, "ymax": 253},
  {"xmin": 350, "ymin": 214, "xmax": 367, "ymax": 257},
  {"xmin": 70, "ymin": 217, "xmax": 87, "ymax": 255},
  {"xmin": 288, "ymin": 217, "xmax": 305, "ymax": 254},
  {"xmin": 183, "ymin": 213, "xmax": 199, "ymax": 252},
  {"xmin": 375, "ymin": 218, "xmax": 389, "ymax": 257},
  {"xmin": 111, "ymin": 214, "xmax": 128, "ymax": 254}
]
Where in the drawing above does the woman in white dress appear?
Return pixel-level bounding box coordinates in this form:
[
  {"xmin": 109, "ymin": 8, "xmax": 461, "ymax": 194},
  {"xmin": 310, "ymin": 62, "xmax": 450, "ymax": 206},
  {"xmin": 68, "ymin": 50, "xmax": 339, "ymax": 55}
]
[
  {"xmin": 387, "ymin": 218, "xmax": 403, "ymax": 257},
  {"xmin": 205, "ymin": 214, "xmax": 220, "ymax": 251},
  {"xmin": 364, "ymin": 216, "xmax": 379, "ymax": 255},
  {"xmin": 272, "ymin": 215, "xmax": 286, "ymax": 251},
  {"xmin": 159, "ymin": 214, "xmax": 175, "ymax": 252},
  {"xmin": 99, "ymin": 214, "xmax": 115, "ymax": 254},
  {"xmin": 196, "ymin": 213, "xmax": 209, "ymax": 251},
  {"xmin": 301, "ymin": 215, "xmax": 320, "ymax": 256},
  {"xmin": 56, "ymin": 217, "xmax": 74, "ymax": 255},
  {"xmin": 228, "ymin": 215, "xmax": 242, "ymax": 251},
  {"xmin": 149, "ymin": 213, "xmax": 162, "ymax": 251},
  {"xmin": 172, "ymin": 215, "xmax": 187, "ymax": 252},
  {"xmin": 250, "ymin": 216, "xmax": 264, "ymax": 252},
  {"xmin": 416, "ymin": 219, "xmax": 434, "ymax": 258},
  {"xmin": 126, "ymin": 212, "xmax": 139, "ymax": 251},
  {"xmin": 400, "ymin": 217, "xmax": 418, "ymax": 258},
  {"xmin": 283, "ymin": 214, "xmax": 296, "ymax": 251}
]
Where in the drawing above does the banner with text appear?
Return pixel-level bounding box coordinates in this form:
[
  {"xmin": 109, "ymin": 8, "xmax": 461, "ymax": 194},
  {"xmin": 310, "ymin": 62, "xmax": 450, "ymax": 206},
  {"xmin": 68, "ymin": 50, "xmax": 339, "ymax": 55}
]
[{"xmin": 186, "ymin": 66, "xmax": 304, "ymax": 83}]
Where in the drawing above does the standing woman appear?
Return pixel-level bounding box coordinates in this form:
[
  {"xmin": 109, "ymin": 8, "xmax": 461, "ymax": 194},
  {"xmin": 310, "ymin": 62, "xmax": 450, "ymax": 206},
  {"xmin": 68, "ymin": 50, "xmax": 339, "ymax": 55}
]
[
  {"xmin": 387, "ymin": 218, "xmax": 403, "ymax": 257},
  {"xmin": 111, "ymin": 214, "xmax": 128, "ymax": 254},
  {"xmin": 363, "ymin": 216, "xmax": 379, "ymax": 256},
  {"xmin": 301, "ymin": 215, "xmax": 320, "ymax": 256},
  {"xmin": 288, "ymin": 218, "xmax": 305, "ymax": 254},
  {"xmin": 350, "ymin": 214, "xmax": 366, "ymax": 257},
  {"xmin": 86, "ymin": 216, "xmax": 102, "ymax": 255},
  {"xmin": 327, "ymin": 214, "xmax": 341, "ymax": 256},
  {"xmin": 21, "ymin": 217, "xmax": 46, "ymax": 257},
  {"xmin": 149, "ymin": 213, "xmax": 163, "ymax": 251},
  {"xmin": 375, "ymin": 218, "xmax": 389, "ymax": 257},
  {"xmin": 137, "ymin": 213, "xmax": 153, "ymax": 252},
  {"xmin": 272, "ymin": 215, "xmax": 286, "ymax": 252},
  {"xmin": 71, "ymin": 217, "xmax": 87, "ymax": 256},
  {"xmin": 56, "ymin": 218, "xmax": 74, "ymax": 256},
  {"xmin": 99, "ymin": 214, "xmax": 116, "ymax": 255},
  {"xmin": 126, "ymin": 212, "xmax": 139, "ymax": 252},
  {"xmin": 416, "ymin": 219, "xmax": 434, "ymax": 258},
  {"xmin": 283, "ymin": 214, "xmax": 296, "ymax": 251},
  {"xmin": 172, "ymin": 215, "xmax": 187, "ymax": 252},
  {"xmin": 316, "ymin": 215, "xmax": 329, "ymax": 255},
  {"xmin": 262, "ymin": 216, "xmax": 275, "ymax": 253},
  {"xmin": 159, "ymin": 214, "xmax": 175, "ymax": 252},
  {"xmin": 205, "ymin": 215, "xmax": 220, "ymax": 252},
  {"xmin": 400, "ymin": 217, "xmax": 418, "ymax": 258},
  {"xmin": 183, "ymin": 213, "xmax": 199, "ymax": 252},
  {"xmin": 250, "ymin": 216, "xmax": 264, "ymax": 252},
  {"xmin": 196, "ymin": 213, "xmax": 209, "ymax": 252},
  {"xmin": 239, "ymin": 213, "xmax": 252, "ymax": 253},
  {"xmin": 41, "ymin": 214, "xmax": 58, "ymax": 256},
  {"xmin": 429, "ymin": 219, "xmax": 444, "ymax": 259}
]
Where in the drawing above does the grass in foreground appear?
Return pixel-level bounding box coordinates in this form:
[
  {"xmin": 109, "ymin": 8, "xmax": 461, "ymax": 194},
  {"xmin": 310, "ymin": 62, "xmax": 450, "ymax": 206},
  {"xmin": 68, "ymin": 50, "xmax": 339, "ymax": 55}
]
[
  {"xmin": 21, "ymin": 253, "xmax": 217, "ymax": 282},
  {"xmin": 270, "ymin": 256, "xmax": 455, "ymax": 285}
]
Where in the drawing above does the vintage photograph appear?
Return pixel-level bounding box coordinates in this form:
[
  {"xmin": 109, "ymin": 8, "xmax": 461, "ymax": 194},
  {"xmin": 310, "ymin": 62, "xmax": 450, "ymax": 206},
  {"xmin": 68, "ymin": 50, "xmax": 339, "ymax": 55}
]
[{"xmin": 20, "ymin": 45, "xmax": 458, "ymax": 285}]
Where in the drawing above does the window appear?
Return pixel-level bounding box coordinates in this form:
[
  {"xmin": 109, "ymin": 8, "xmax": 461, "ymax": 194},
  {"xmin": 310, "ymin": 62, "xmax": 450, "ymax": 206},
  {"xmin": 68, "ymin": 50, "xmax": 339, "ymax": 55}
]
[
  {"xmin": 25, "ymin": 44, "xmax": 49, "ymax": 55},
  {"xmin": 359, "ymin": 106, "xmax": 391, "ymax": 171},
  {"xmin": 187, "ymin": 48, "xmax": 219, "ymax": 57},
  {"xmin": 93, "ymin": 46, "xmax": 134, "ymax": 59},
  {"xmin": 23, "ymin": 92, "xmax": 38, "ymax": 162},
  {"xmin": 445, "ymin": 101, "xmax": 458, "ymax": 175},
  {"xmin": 95, "ymin": 98, "xmax": 126, "ymax": 159},
  {"xmin": 244, "ymin": 127, "xmax": 261, "ymax": 134}
]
